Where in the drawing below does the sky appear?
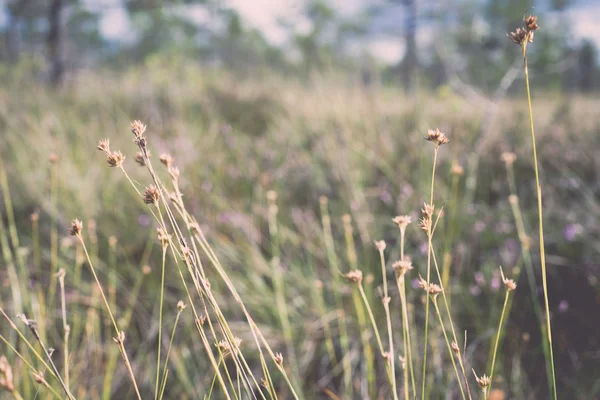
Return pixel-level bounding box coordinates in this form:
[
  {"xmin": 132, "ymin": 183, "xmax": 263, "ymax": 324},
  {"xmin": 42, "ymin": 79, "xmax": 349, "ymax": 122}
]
[{"xmin": 93, "ymin": 0, "xmax": 600, "ymax": 65}]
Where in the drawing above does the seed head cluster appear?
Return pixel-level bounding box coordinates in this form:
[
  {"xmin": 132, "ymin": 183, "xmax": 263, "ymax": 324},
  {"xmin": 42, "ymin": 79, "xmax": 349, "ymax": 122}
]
[
  {"xmin": 508, "ymin": 15, "xmax": 539, "ymax": 45},
  {"xmin": 424, "ymin": 128, "xmax": 449, "ymax": 147}
]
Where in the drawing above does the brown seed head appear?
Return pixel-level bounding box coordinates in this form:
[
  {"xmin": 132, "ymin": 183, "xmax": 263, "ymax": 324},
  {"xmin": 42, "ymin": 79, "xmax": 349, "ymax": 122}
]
[
  {"xmin": 130, "ymin": 120, "xmax": 146, "ymax": 138},
  {"xmin": 30, "ymin": 212, "xmax": 39, "ymax": 222},
  {"xmin": 451, "ymin": 341, "xmax": 460, "ymax": 354},
  {"xmin": 417, "ymin": 274, "xmax": 428, "ymax": 290},
  {"xmin": 392, "ymin": 215, "xmax": 412, "ymax": 231},
  {"xmin": 49, "ymin": 153, "xmax": 59, "ymax": 164},
  {"xmin": 499, "ymin": 266, "xmax": 517, "ymax": 291},
  {"xmin": 506, "ymin": 28, "xmax": 529, "ymax": 45},
  {"xmin": 0, "ymin": 355, "xmax": 15, "ymax": 392},
  {"xmin": 319, "ymin": 196, "xmax": 328, "ymax": 205},
  {"xmin": 135, "ymin": 151, "xmax": 147, "ymax": 166},
  {"xmin": 69, "ymin": 219, "xmax": 82, "ymax": 236},
  {"xmin": 97, "ymin": 139, "xmax": 110, "ymax": 153},
  {"xmin": 106, "ymin": 151, "xmax": 125, "ymax": 168},
  {"xmin": 451, "ymin": 161, "xmax": 464, "ymax": 176},
  {"xmin": 143, "ymin": 185, "xmax": 160, "ymax": 205},
  {"xmin": 392, "ymin": 260, "xmax": 414, "ymax": 277},
  {"xmin": 425, "ymin": 128, "xmax": 449, "ymax": 146},
  {"xmin": 157, "ymin": 227, "xmax": 170, "ymax": 248},
  {"xmin": 525, "ymin": 15, "xmax": 539, "ymax": 32},
  {"xmin": 109, "ymin": 235, "xmax": 117, "ymax": 248},
  {"xmin": 345, "ymin": 269, "xmax": 363, "ymax": 284},
  {"xmin": 274, "ymin": 352, "xmax": 284, "ymax": 367},
  {"xmin": 177, "ymin": 301, "xmax": 186, "ymax": 312},
  {"xmin": 142, "ymin": 265, "xmax": 151, "ymax": 275},
  {"xmin": 374, "ymin": 240, "xmax": 386, "ymax": 252},
  {"xmin": 160, "ymin": 153, "xmax": 174, "ymax": 168},
  {"xmin": 33, "ymin": 371, "xmax": 47, "ymax": 385},
  {"xmin": 473, "ymin": 369, "xmax": 491, "ymax": 388},
  {"xmin": 428, "ymin": 283, "xmax": 443, "ymax": 297},
  {"xmin": 501, "ymin": 152, "xmax": 517, "ymax": 166}
]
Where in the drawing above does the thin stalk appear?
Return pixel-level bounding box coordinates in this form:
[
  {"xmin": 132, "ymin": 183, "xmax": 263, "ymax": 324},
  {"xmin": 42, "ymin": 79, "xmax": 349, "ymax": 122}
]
[
  {"xmin": 57, "ymin": 270, "xmax": 70, "ymax": 390},
  {"xmin": 488, "ymin": 288, "xmax": 511, "ymax": 397},
  {"xmin": 49, "ymin": 157, "xmax": 59, "ymax": 310},
  {"xmin": 158, "ymin": 305, "xmax": 184, "ymax": 400},
  {"xmin": 522, "ymin": 42, "xmax": 556, "ymax": 399},
  {"xmin": 378, "ymin": 247, "xmax": 398, "ymax": 400},
  {"xmin": 398, "ymin": 225, "xmax": 416, "ymax": 396},
  {"xmin": 422, "ymin": 146, "xmax": 439, "ymax": 399},
  {"xmin": 155, "ymin": 244, "xmax": 168, "ymax": 400}
]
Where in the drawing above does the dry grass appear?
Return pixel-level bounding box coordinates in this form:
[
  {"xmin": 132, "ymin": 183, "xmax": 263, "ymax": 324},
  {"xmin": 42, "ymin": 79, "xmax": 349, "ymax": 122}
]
[{"xmin": 0, "ymin": 49, "xmax": 597, "ymax": 399}]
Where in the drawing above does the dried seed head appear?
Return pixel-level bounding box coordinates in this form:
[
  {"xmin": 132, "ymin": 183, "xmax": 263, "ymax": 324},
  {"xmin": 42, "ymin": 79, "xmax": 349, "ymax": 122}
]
[
  {"xmin": 260, "ymin": 377, "xmax": 269, "ymax": 389},
  {"xmin": 159, "ymin": 153, "xmax": 174, "ymax": 168},
  {"xmin": 143, "ymin": 185, "xmax": 160, "ymax": 205},
  {"xmin": 525, "ymin": 15, "xmax": 539, "ymax": 32},
  {"xmin": 392, "ymin": 260, "xmax": 414, "ymax": 277},
  {"xmin": 109, "ymin": 235, "xmax": 117, "ymax": 248},
  {"xmin": 428, "ymin": 283, "xmax": 443, "ymax": 297},
  {"xmin": 216, "ymin": 337, "xmax": 242, "ymax": 358},
  {"xmin": 508, "ymin": 194, "xmax": 518, "ymax": 205},
  {"xmin": 314, "ymin": 279, "xmax": 323, "ymax": 290},
  {"xmin": 422, "ymin": 203, "xmax": 434, "ymax": 218},
  {"xmin": 345, "ymin": 269, "xmax": 363, "ymax": 284},
  {"xmin": 266, "ymin": 190, "xmax": 278, "ymax": 202},
  {"xmin": 417, "ymin": 274, "xmax": 428, "ymax": 290},
  {"xmin": 0, "ymin": 355, "xmax": 15, "ymax": 392},
  {"xmin": 157, "ymin": 227, "xmax": 170, "ymax": 248},
  {"xmin": 197, "ymin": 315, "xmax": 207, "ymax": 326},
  {"xmin": 177, "ymin": 301, "xmax": 186, "ymax": 312},
  {"xmin": 142, "ymin": 265, "xmax": 151, "ymax": 275},
  {"xmin": 507, "ymin": 27, "xmax": 527, "ymax": 44},
  {"xmin": 501, "ymin": 152, "xmax": 516, "ymax": 166},
  {"xmin": 274, "ymin": 353, "xmax": 284, "ymax": 367},
  {"xmin": 135, "ymin": 151, "xmax": 147, "ymax": 166},
  {"xmin": 451, "ymin": 161, "xmax": 464, "ymax": 176},
  {"xmin": 97, "ymin": 139, "xmax": 110, "ymax": 153},
  {"xmin": 30, "ymin": 212, "xmax": 39, "ymax": 222},
  {"xmin": 49, "ymin": 153, "xmax": 59, "ymax": 164},
  {"xmin": 392, "ymin": 215, "xmax": 412, "ymax": 231},
  {"xmin": 33, "ymin": 371, "xmax": 47, "ymax": 385},
  {"xmin": 106, "ymin": 151, "xmax": 125, "ymax": 168},
  {"xmin": 319, "ymin": 196, "xmax": 328, "ymax": 205},
  {"xmin": 499, "ymin": 266, "xmax": 517, "ymax": 291},
  {"xmin": 473, "ymin": 369, "xmax": 491, "ymax": 389},
  {"xmin": 69, "ymin": 219, "xmax": 82, "ymax": 236},
  {"xmin": 425, "ymin": 128, "xmax": 449, "ymax": 147},
  {"xmin": 374, "ymin": 240, "xmax": 386, "ymax": 252},
  {"xmin": 451, "ymin": 341, "xmax": 460, "ymax": 354},
  {"xmin": 130, "ymin": 120, "xmax": 146, "ymax": 138}
]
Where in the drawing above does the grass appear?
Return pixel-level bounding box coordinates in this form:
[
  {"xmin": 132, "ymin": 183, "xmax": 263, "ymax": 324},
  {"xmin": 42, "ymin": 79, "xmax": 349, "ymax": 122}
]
[{"xmin": 0, "ymin": 20, "xmax": 598, "ymax": 398}]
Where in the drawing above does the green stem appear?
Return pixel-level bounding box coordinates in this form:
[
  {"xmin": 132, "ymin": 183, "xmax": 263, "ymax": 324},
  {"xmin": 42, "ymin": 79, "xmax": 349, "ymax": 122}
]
[
  {"xmin": 155, "ymin": 245, "xmax": 167, "ymax": 400},
  {"xmin": 422, "ymin": 146, "xmax": 438, "ymax": 399},
  {"xmin": 488, "ymin": 290, "xmax": 511, "ymax": 397},
  {"xmin": 523, "ymin": 45, "xmax": 557, "ymax": 400}
]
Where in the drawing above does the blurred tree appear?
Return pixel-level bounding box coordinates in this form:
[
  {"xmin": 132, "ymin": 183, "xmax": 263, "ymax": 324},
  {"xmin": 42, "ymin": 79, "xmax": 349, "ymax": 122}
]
[
  {"xmin": 48, "ymin": 0, "xmax": 64, "ymax": 85},
  {"xmin": 577, "ymin": 40, "xmax": 596, "ymax": 92}
]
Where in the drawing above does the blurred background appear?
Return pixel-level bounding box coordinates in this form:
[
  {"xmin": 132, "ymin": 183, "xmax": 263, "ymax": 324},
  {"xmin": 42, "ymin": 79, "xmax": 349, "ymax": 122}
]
[{"xmin": 0, "ymin": 0, "xmax": 599, "ymax": 399}]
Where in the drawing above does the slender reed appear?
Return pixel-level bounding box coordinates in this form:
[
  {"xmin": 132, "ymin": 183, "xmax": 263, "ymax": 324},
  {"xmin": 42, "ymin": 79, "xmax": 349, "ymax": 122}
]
[
  {"xmin": 488, "ymin": 267, "xmax": 517, "ymax": 396},
  {"xmin": 155, "ymin": 231, "xmax": 169, "ymax": 400},
  {"xmin": 421, "ymin": 128, "xmax": 449, "ymax": 399},
  {"xmin": 375, "ymin": 241, "xmax": 398, "ymax": 400},
  {"xmin": 158, "ymin": 301, "xmax": 186, "ymax": 400},
  {"xmin": 508, "ymin": 16, "xmax": 556, "ymax": 398},
  {"xmin": 57, "ymin": 269, "xmax": 70, "ymax": 390}
]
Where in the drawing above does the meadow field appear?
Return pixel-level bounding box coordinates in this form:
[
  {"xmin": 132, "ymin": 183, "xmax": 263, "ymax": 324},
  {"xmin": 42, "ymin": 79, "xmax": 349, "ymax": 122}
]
[{"xmin": 0, "ymin": 57, "xmax": 598, "ymax": 399}]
